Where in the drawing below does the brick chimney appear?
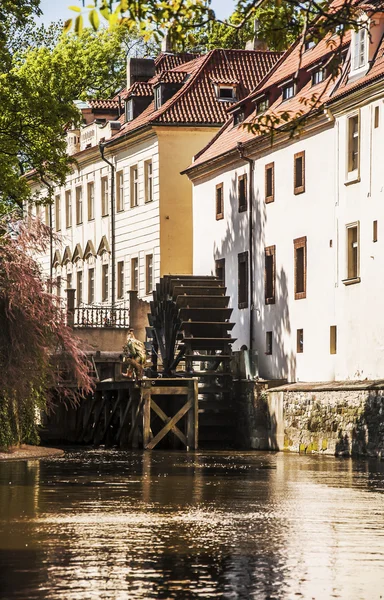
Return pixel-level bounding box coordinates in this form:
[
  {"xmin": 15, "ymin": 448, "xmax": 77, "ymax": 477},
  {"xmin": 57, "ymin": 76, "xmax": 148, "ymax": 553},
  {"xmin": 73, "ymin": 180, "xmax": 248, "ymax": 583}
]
[{"xmin": 126, "ymin": 58, "xmax": 155, "ymax": 88}]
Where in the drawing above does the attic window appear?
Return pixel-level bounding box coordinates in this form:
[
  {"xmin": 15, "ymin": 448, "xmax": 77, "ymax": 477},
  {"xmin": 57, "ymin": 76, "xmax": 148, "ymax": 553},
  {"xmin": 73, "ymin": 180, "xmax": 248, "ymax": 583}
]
[
  {"xmin": 305, "ymin": 40, "xmax": 316, "ymax": 51},
  {"xmin": 282, "ymin": 83, "xmax": 295, "ymax": 101},
  {"xmin": 351, "ymin": 25, "xmax": 368, "ymax": 73},
  {"xmin": 234, "ymin": 109, "xmax": 245, "ymax": 125},
  {"xmin": 126, "ymin": 98, "xmax": 133, "ymax": 122},
  {"xmin": 312, "ymin": 68, "xmax": 325, "ymax": 85},
  {"xmin": 217, "ymin": 86, "xmax": 236, "ymax": 101},
  {"xmin": 256, "ymin": 98, "xmax": 269, "ymax": 114},
  {"xmin": 154, "ymin": 85, "xmax": 162, "ymax": 109}
]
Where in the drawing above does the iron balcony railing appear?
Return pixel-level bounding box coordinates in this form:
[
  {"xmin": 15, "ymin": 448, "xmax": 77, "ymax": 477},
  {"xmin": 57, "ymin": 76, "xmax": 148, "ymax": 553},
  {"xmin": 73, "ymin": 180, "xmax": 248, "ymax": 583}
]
[{"xmin": 74, "ymin": 304, "xmax": 130, "ymax": 329}]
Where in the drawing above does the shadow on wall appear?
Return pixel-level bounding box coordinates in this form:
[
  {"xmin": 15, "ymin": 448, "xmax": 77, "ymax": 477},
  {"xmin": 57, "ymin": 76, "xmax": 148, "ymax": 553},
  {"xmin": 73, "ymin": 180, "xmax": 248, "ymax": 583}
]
[
  {"xmin": 335, "ymin": 392, "xmax": 384, "ymax": 457},
  {"xmin": 212, "ymin": 167, "xmax": 296, "ymax": 381}
]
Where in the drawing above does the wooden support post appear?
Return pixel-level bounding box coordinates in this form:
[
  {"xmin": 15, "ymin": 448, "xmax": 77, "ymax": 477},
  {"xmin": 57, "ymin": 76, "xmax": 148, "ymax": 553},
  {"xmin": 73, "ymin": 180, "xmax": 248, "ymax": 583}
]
[
  {"xmin": 186, "ymin": 379, "xmax": 199, "ymax": 450},
  {"xmin": 131, "ymin": 388, "xmax": 140, "ymax": 448},
  {"xmin": 146, "ymin": 398, "xmax": 192, "ymax": 450},
  {"xmin": 117, "ymin": 393, "xmax": 133, "ymax": 447},
  {"xmin": 127, "ymin": 389, "xmax": 144, "ymax": 446},
  {"xmin": 142, "ymin": 382, "xmax": 152, "ymax": 449}
]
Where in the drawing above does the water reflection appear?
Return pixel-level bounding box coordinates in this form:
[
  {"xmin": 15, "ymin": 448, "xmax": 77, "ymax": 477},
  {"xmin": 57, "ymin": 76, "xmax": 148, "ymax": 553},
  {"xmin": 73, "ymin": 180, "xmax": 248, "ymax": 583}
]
[{"xmin": 0, "ymin": 450, "xmax": 384, "ymax": 599}]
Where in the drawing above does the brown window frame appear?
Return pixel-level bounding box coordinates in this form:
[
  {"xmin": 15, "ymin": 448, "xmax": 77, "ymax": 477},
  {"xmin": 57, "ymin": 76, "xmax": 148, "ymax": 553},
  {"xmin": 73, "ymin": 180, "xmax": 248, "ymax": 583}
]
[
  {"xmin": 297, "ymin": 328, "xmax": 304, "ymax": 353},
  {"xmin": 216, "ymin": 183, "xmax": 224, "ymax": 220},
  {"xmin": 102, "ymin": 264, "xmax": 109, "ymax": 302},
  {"xmin": 54, "ymin": 194, "xmax": 61, "ymax": 231},
  {"xmin": 75, "ymin": 186, "xmax": 83, "ymax": 225},
  {"xmin": 146, "ymin": 254, "xmax": 153, "ymax": 295},
  {"xmin": 265, "ymin": 331, "xmax": 273, "ymax": 355},
  {"xmin": 238, "ymin": 251, "xmax": 249, "ymax": 309},
  {"xmin": 330, "ymin": 325, "xmax": 337, "ymax": 355},
  {"xmin": 88, "ymin": 268, "xmax": 95, "ymax": 304},
  {"xmin": 131, "ymin": 257, "xmax": 138, "ymax": 292},
  {"xmin": 238, "ymin": 174, "xmax": 247, "ymax": 212},
  {"xmin": 215, "ymin": 258, "xmax": 225, "ymax": 287},
  {"xmin": 264, "ymin": 245, "xmax": 276, "ymax": 305},
  {"xmin": 343, "ymin": 222, "xmax": 360, "ymax": 284},
  {"xmin": 294, "ymin": 236, "xmax": 307, "ymax": 300},
  {"xmin": 101, "ymin": 176, "xmax": 109, "ymax": 217},
  {"xmin": 87, "ymin": 182, "xmax": 95, "ymax": 221},
  {"xmin": 130, "ymin": 165, "xmax": 139, "ymax": 208},
  {"xmin": 373, "ymin": 220, "xmax": 378, "ymax": 243},
  {"xmin": 116, "ymin": 170, "xmax": 124, "ymax": 212},
  {"xmin": 294, "ymin": 151, "xmax": 305, "ymax": 195},
  {"xmin": 265, "ymin": 162, "xmax": 275, "ymax": 204},
  {"xmin": 117, "ymin": 260, "xmax": 124, "ymax": 299}
]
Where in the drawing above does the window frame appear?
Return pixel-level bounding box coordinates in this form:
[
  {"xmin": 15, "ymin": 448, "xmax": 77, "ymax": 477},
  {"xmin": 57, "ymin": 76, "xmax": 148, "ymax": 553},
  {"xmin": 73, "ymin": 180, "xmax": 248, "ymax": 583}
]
[
  {"xmin": 311, "ymin": 68, "xmax": 325, "ymax": 85},
  {"xmin": 282, "ymin": 83, "xmax": 295, "ymax": 101},
  {"xmin": 131, "ymin": 257, "xmax": 139, "ymax": 292},
  {"xmin": 238, "ymin": 251, "xmax": 249, "ymax": 309},
  {"xmin": 215, "ymin": 258, "xmax": 225, "ymax": 287},
  {"xmin": 294, "ymin": 151, "xmax": 305, "ymax": 195},
  {"xmin": 75, "ymin": 185, "xmax": 83, "ymax": 225},
  {"xmin": 294, "ymin": 236, "xmax": 307, "ymax": 300},
  {"xmin": 351, "ymin": 25, "xmax": 368, "ymax": 74},
  {"xmin": 265, "ymin": 162, "xmax": 275, "ymax": 204},
  {"xmin": 346, "ymin": 112, "xmax": 360, "ymax": 182},
  {"xmin": 126, "ymin": 98, "xmax": 134, "ymax": 122},
  {"xmin": 264, "ymin": 245, "xmax": 276, "ymax": 305},
  {"xmin": 238, "ymin": 173, "xmax": 247, "ymax": 213},
  {"xmin": 130, "ymin": 165, "xmax": 139, "ymax": 208},
  {"xmin": 343, "ymin": 221, "xmax": 360, "ymax": 285},
  {"xmin": 54, "ymin": 194, "xmax": 61, "ymax": 231},
  {"xmin": 216, "ymin": 183, "xmax": 224, "ymax": 220},
  {"xmin": 76, "ymin": 270, "xmax": 83, "ymax": 307},
  {"xmin": 144, "ymin": 160, "xmax": 153, "ymax": 203},
  {"xmin": 117, "ymin": 260, "xmax": 124, "ymax": 299},
  {"xmin": 65, "ymin": 190, "xmax": 72, "ymax": 229},
  {"xmin": 330, "ymin": 325, "xmax": 337, "ymax": 355},
  {"xmin": 88, "ymin": 267, "xmax": 95, "ymax": 304},
  {"xmin": 102, "ymin": 263, "xmax": 109, "ymax": 302},
  {"xmin": 116, "ymin": 170, "xmax": 124, "ymax": 212},
  {"xmin": 87, "ymin": 182, "xmax": 95, "ymax": 221},
  {"xmin": 146, "ymin": 254, "xmax": 153, "ymax": 295},
  {"xmin": 265, "ymin": 331, "xmax": 273, "ymax": 355},
  {"xmin": 101, "ymin": 175, "xmax": 109, "ymax": 217},
  {"xmin": 296, "ymin": 328, "xmax": 304, "ymax": 353}
]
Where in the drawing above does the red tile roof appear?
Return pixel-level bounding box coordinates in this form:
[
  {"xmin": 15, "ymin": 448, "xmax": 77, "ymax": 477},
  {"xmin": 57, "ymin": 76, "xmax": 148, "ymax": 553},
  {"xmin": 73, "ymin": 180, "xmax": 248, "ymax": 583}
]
[
  {"xmin": 154, "ymin": 52, "xmax": 198, "ymax": 73},
  {"xmin": 88, "ymin": 99, "xmax": 119, "ymax": 110},
  {"xmin": 108, "ymin": 49, "xmax": 281, "ymax": 143},
  {"xmin": 126, "ymin": 81, "xmax": 153, "ymax": 97}
]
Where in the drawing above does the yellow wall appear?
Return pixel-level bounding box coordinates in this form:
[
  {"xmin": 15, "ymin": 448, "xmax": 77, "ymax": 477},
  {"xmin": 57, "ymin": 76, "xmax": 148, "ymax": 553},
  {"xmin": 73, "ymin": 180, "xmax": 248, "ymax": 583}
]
[{"xmin": 156, "ymin": 126, "xmax": 219, "ymax": 276}]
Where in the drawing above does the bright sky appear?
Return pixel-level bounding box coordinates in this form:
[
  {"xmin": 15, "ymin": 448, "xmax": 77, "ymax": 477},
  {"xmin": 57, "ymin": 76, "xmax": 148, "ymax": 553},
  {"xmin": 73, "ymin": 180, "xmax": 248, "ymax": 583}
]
[{"xmin": 36, "ymin": 0, "xmax": 236, "ymax": 26}]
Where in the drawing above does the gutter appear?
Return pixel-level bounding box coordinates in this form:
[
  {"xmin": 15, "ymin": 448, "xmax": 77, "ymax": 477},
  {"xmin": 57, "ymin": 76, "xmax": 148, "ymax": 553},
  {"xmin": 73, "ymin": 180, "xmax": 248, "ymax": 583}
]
[
  {"xmin": 99, "ymin": 143, "xmax": 116, "ymax": 311},
  {"xmin": 236, "ymin": 142, "xmax": 254, "ymax": 354}
]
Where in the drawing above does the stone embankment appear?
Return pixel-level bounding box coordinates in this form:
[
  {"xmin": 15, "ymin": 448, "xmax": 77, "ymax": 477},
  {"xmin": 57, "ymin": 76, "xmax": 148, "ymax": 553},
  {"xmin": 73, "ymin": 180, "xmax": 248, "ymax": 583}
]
[{"xmin": 0, "ymin": 445, "xmax": 64, "ymax": 461}]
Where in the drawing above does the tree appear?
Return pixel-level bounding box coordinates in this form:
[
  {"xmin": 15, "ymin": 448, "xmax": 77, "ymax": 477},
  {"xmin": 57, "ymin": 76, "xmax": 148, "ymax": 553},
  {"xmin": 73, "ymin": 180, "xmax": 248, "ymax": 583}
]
[{"xmin": 0, "ymin": 213, "xmax": 93, "ymax": 448}]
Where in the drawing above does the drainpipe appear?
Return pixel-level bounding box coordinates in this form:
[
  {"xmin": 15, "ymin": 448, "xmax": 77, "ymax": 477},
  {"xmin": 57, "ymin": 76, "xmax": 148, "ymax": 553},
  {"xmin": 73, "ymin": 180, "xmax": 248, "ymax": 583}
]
[
  {"xmin": 99, "ymin": 143, "xmax": 116, "ymax": 311},
  {"xmin": 49, "ymin": 202, "xmax": 53, "ymax": 293},
  {"xmin": 237, "ymin": 142, "xmax": 254, "ymax": 353}
]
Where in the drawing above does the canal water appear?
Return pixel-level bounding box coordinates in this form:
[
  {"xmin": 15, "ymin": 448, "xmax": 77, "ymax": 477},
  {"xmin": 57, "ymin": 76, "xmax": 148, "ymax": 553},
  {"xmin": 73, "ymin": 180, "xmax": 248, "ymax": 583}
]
[{"xmin": 0, "ymin": 450, "xmax": 384, "ymax": 600}]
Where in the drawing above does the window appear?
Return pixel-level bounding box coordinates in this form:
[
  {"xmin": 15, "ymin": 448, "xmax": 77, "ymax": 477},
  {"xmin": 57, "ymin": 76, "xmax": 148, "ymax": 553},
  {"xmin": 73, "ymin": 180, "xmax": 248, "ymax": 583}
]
[
  {"xmin": 76, "ymin": 186, "xmax": 82, "ymax": 225},
  {"xmin": 373, "ymin": 220, "xmax": 378, "ymax": 243},
  {"xmin": 215, "ymin": 258, "xmax": 225, "ymax": 286},
  {"xmin": 294, "ymin": 151, "xmax": 305, "ymax": 194},
  {"xmin": 297, "ymin": 329, "xmax": 304, "ymax": 353},
  {"xmin": 216, "ymin": 183, "xmax": 224, "ymax": 220},
  {"xmin": 146, "ymin": 254, "xmax": 153, "ymax": 295},
  {"xmin": 130, "ymin": 165, "xmax": 138, "ymax": 208},
  {"xmin": 87, "ymin": 182, "xmax": 95, "ymax": 221},
  {"xmin": 294, "ymin": 236, "xmax": 307, "ymax": 299},
  {"xmin": 45, "ymin": 204, "xmax": 50, "ymax": 226},
  {"xmin": 347, "ymin": 114, "xmax": 359, "ymax": 174},
  {"xmin": 217, "ymin": 86, "xmax": 235, "ymax": 101},
  {"xmin": 117, "ymin": 260, "xmax": 124, "ymax": 299},
  {"xmin": 54, "ymin": 195, "xmax": 61, "ymax": 231},
  {"xmin": 131, "ymin": 257, "xmax": 138, "ymax": 291},
  {"xmin": 88, "ymin": 268, "xmax": 95, "ymax": 304},
  {"xmin": 305, "ymin": 39, "xmax": 316, "ymax": 51},
  {"xmin": 264, "ymin": 245, "xmax": 276, "ymax": 305},
  {"xmin": 101, "ymin": 176, "xmax": 109, "ymax": 216},
  {"xmin": 154, "ymin": 85, "xmax": 161, "ymax": 109},
  {"xmin": 76, "ymin": 271, "xmax": 83, "ymax": 307},
  {"xmin": 265, "ymin": 163, "xmax": 274, "ymax": 203},
  {"xmin": 312, "ymin": 69, "xmax": 325, "ymax": 85},
  {"xmin": 282, "ymin": 83, "xmax": 295, "ymax": 101},
  {"xmin": 67, "ymin": 273, "xmax": 72, "ymax": 289},
  {"xmin": 234, "ymin": 110, "xmax": 245, "ymax": 125},
  {"xmin": 238, "ymin": 174, "xmax": 247, "ymax": 212},
  {"xmin": 116, "ymin": 171, "xmax": 124, "ymax": 212},
  {"xmin": 330, "ymin": 326, "xmax": 337, "ymax": 355},
  {"xmin": 344, "ymin": 223, "xmax": 360, "ymax": 283},
  {"xmin": 145, "ymin": 161, "xmax": 153, "ymax": 203},
  {"xmin": 102, "ymin": 264, "xmax": 109, "ymax": 301},
  {"xmin": 35, "ymin": 203, "xmax": 41, "ymax": 220},
  {"xmin": 374, "ymin": 106, "xmax": 380, "ymax": 129},
  {"xmin": 351, "ymin": 27, "xmax": 367, "ymax": 72},
  {"xmin": 256, "ymin": 98, "xmax": 269, "ymax": 114},
  {"xmin": 238, "ymin": 251, "xmax": 248, "ymax": 309},
  {"xmin": 65, "ymin": 190, "xmax": 72, "ymax": 228},
  {"xmin": 56, "ymin": 276, "xmax": 61, "ymax": 298},
  {"xmin": 126, "ymin": 98, "xmax": 133, "ymax": 122},
  {"xmin": 266, "ymin": 331, "xmax": 273, "ymax": 355}
]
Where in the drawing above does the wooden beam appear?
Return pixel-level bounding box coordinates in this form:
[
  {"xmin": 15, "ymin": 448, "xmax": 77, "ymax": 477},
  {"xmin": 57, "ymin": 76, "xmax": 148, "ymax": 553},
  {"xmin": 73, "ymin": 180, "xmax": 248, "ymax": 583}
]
[
  {"xmin": 146, "ymin": 398, "xmax": 192, "ymax": 450},
  {"xmin": 151, "ymin": 386, "xmax": 189, "ymax": 395},
  {"xmin": 150, "ymin": 398, "xmax": 187, "ymax": 447}
]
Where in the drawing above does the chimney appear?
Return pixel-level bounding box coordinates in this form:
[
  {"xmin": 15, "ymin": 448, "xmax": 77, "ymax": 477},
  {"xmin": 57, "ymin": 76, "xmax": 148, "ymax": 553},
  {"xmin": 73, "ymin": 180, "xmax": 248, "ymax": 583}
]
[
  {"xmin": 245, "ymin": 19, "xmax": 268, "ymax": 51},
  {"xmin": 161, "ymin": 32, "xmax": 173, "ymax": 53},
  {"xmin": 126, "ymin": 57, "xmax": 155, "ymax": 89}
]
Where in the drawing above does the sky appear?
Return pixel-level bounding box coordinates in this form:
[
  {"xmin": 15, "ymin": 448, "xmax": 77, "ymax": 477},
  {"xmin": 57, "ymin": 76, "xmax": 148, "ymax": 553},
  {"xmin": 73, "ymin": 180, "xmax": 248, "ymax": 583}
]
[{"xmin": 36, "ymin": 0, "xmax": 236, "ymax": 26}]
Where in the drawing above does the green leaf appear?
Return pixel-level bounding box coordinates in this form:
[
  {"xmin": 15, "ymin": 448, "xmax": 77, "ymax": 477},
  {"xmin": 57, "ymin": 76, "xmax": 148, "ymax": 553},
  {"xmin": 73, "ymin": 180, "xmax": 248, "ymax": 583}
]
[
  {"xmin": 89, "ymin": 9, "xmax": 100, "ymax": 31},
  {"xmin": 63, "ymin": 19, "xmax": 73, "ymax": 33},
  {"xmin": 68, "ymin": 5, "xmax": 82, "ymax": 12},
  {"xmin": 74, "ymin": 14, "xmax": 83, "ymax": 34}
]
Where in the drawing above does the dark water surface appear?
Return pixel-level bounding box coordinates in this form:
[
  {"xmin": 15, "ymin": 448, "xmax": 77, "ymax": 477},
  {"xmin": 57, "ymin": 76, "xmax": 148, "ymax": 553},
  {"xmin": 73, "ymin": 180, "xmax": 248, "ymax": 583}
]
[{"xmin": 0, "ymin": 450, "xmax": 384, "ymax": 600}]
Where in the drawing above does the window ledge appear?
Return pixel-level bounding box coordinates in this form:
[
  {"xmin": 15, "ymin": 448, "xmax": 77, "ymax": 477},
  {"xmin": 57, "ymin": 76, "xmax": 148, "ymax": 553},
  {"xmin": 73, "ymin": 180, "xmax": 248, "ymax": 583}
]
[
  {"xmin": 342, "ymin": 277, "xmax": 361, "ymax": 286},
  {"xmin": 238, "ymin": 205, "xmax": 247, "ymax": 213},
  {"xmin": 344, "ymin": 174, "xmax": 360, "ymax": 186}
]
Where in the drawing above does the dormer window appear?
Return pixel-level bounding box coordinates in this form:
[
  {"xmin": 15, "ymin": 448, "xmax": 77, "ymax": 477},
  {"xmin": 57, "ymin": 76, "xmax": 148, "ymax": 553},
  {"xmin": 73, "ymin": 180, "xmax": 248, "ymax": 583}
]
[
  {"xmin": 216, "ymin": 85, "xmax": 236, "ymax": 102},
  {"xmin": 234, "ymin": 109, "xmax": 245, "ymax": 125},
  {"xmin": 351, "ymin": 26, "xmax": 368, "ymax": 73},
  {"xmin": 256, "ymin": 98, "xmax": 269, "ymax": 114},
  {"xmin": 126, "ymin": 98, "xmax": 133, "ymax": 122},
  {"xmin": 312, "ymin": 68, "xmax": 325, "ymax": 85},
  {"xmin": 305, "ymin": 39, "xmax": 316, "ymax": 51},
  {"xmin": 282, "ymin": 83, "xmax": 295, "ymax": 101},
  {"xmin": 154, "ymin": 85, "xmax": 162, "ymax": 110}
]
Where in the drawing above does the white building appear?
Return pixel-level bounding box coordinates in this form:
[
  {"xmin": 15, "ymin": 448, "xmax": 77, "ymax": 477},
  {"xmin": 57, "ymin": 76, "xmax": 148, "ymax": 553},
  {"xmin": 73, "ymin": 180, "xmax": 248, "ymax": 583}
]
[
  {"xmin": 28, "ymin": 48, "xmax": 281, "ymax": 320},
  {"xmin": 185, "ymin": 9, "xmax": 384, "ymax": 383}
]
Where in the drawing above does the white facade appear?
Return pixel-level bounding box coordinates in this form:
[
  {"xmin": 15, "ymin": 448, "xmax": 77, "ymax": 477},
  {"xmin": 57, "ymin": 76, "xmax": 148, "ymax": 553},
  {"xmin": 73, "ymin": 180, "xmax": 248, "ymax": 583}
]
[{"xmin": 192, "ymin": 91, "xmax": 384, "ymax": 383}]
